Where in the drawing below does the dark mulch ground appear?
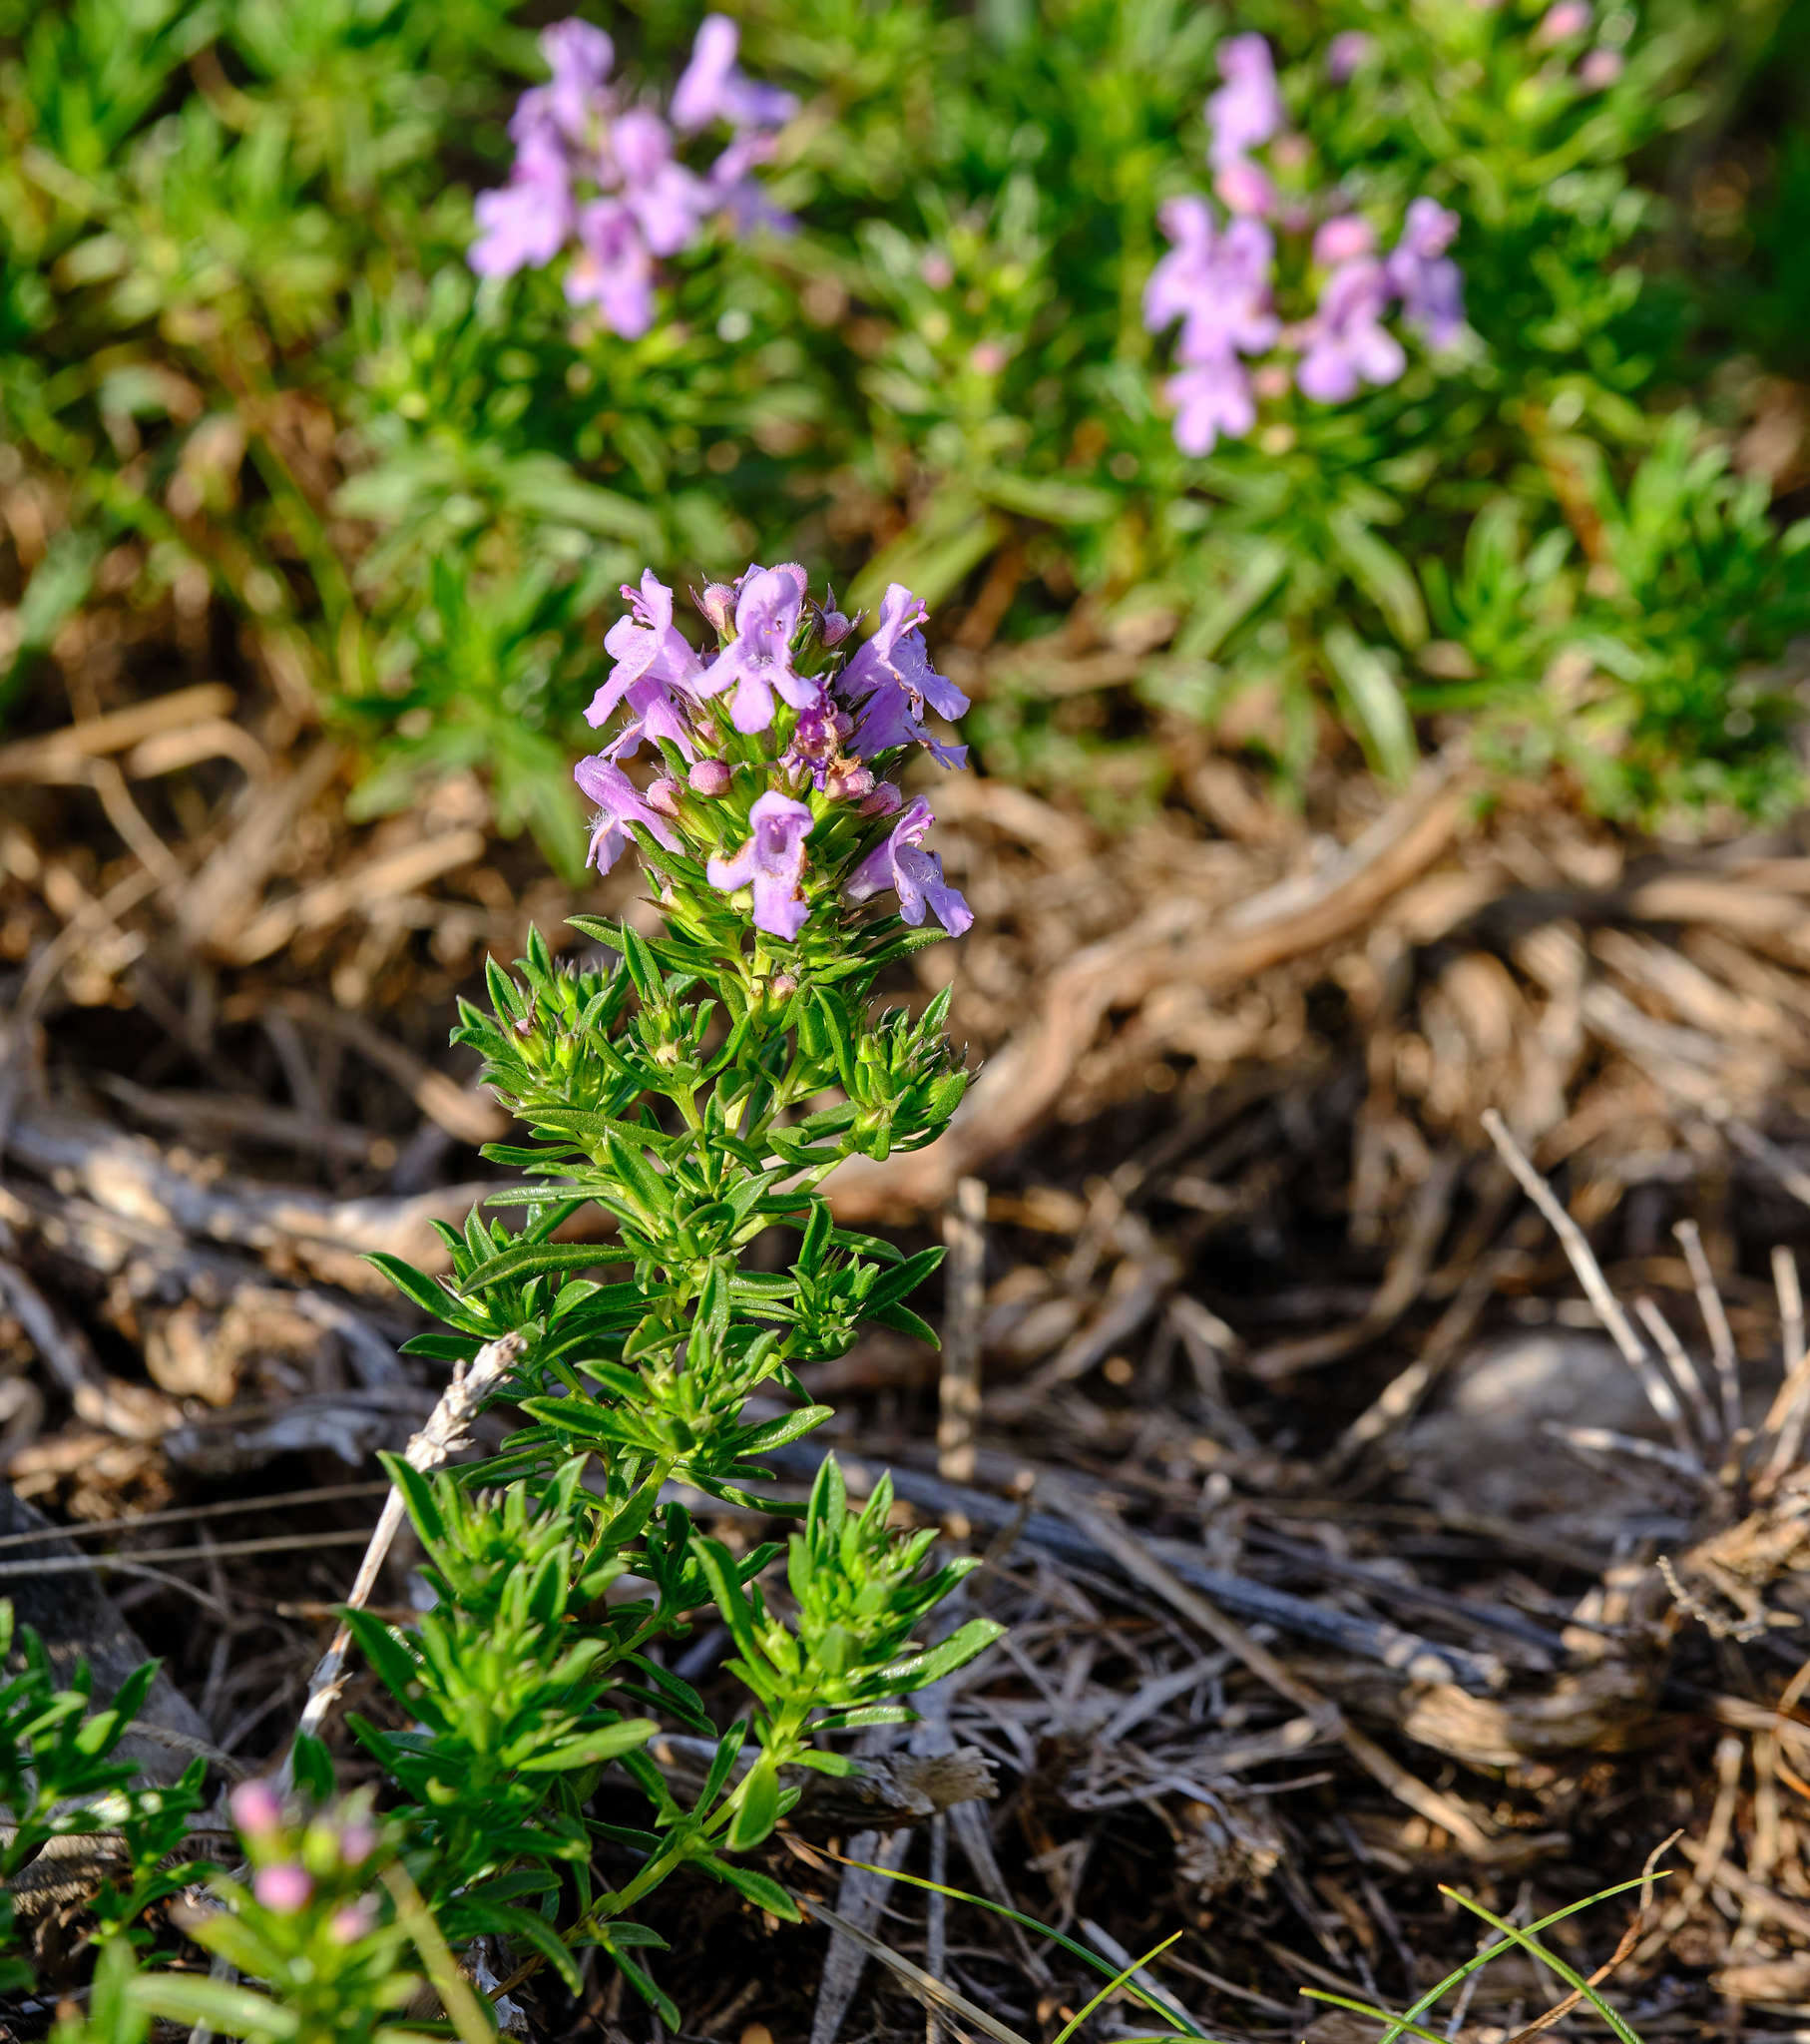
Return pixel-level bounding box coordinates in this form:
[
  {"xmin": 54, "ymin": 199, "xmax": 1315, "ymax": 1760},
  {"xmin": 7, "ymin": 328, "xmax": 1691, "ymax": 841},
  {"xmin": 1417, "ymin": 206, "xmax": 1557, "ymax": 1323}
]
[{"xmin": 12, "ymin": 638, "xmax": 1810, "ymax": 2040}]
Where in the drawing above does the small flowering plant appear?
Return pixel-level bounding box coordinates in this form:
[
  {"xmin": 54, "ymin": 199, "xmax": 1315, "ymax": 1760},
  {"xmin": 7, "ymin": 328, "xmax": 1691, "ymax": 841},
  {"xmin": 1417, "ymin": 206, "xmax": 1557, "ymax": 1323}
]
[
  {"xmin": 471, "ymin": 14, "xmax": 794, "ymax": 336},
  {"xmin": 341, "ymin": 561, "xmax": 994, "ymax": 2012}
]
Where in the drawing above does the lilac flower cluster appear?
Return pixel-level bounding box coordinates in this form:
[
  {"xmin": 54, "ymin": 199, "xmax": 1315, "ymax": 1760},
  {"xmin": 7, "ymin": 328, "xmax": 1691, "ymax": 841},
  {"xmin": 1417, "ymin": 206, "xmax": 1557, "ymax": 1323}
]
[
  {"xmin": 471, "ymin": 16, "xmax": 794, "ymax": 336},
  {"xmin": 1143, "ymin": 32, "xmax": 1465, "ymax": 455},
  {"xmin": 574, "ymin": 566, "xmax": 973, "ymax": 944}
]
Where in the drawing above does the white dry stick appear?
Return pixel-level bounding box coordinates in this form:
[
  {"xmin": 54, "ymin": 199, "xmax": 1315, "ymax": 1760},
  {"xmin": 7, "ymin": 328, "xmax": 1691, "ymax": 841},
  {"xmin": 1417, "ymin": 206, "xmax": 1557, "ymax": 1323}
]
[
  {"xmin": 1760, "ymin": 1247, "xmax": 1810, "ymax": 1491},
  {"xmin": 1632, "ymin": 1295, "xmax": 1719, "ymax": 1456},
  {"xmin": 276, "ymin": 1329, "xmax": 526, "ymax": 1788},
  {"xmin": 1480, "ymin": 1110, "xmax": 1689, "ymax": 1443},
  {"xmin": 1674, "ymin": 1219, "xmax": 1743, "ymax": 1445}
]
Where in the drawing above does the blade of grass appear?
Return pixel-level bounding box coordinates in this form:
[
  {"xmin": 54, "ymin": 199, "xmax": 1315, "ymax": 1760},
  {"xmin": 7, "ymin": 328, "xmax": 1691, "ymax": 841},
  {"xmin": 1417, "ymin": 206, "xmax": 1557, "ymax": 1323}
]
[
  {"xmin": 830, "ymin": 1850, "xmax": 1215, "ymax": 2040},
  {"xmin": 379, "ymin": 1860, "xmax": 495, "ymax": 2044},
  {"xmin": 1053, "ymin": 1931, "xmax": 1189, "ymax": 2044},
  {"xmin": 1308, "ymin": 1873, "xmax": 1661, "ymax": 2044},
  {"xmin": 1439, "ymin": 1887, "xmax": 1642, "ymax": 2044},
  {"xmin": 1296, "ymin": 1989, "xmax": 1453, "ymax": 2044}
]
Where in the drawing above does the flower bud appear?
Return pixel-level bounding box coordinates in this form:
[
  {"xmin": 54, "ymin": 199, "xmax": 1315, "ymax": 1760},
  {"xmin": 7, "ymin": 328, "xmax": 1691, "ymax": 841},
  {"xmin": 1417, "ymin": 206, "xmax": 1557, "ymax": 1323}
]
[
  {"xmin": 646, "ymin": 777, "xmax": 682, "ymax": 817},
  {"xmin": 329, "ymin": 1899, "xmax": 377, "ymax": 1944},
  {"xmin": 688, "ymin": 758, "xmax": 731, "ymax": 797},
  {"xmin": 768, "ymin": 972, "xmax": 798, "ymax": 1000},
  {"xmin": 1534, "ymin": 0, "xmax": 1590, "ymax": 42},
  {"xmin": 230, "ymin": 1780, "xmax": 283, "ymax": 1841},
  {"xmin": 1215, "ymin": 158, "xmax": 1275, "ymax": 220},
  {"xmin": 338, "ymin": 1821, "xmax": 376, "ymax": 1867},
  {"xmin": 253, "ymin": 1864, "xmax": 313, "ymax": 1913},
  {"xmin": 1578, "ymin": 46, "xmax": 1622, "ymax": 86},
  {"xmin": 1312, "ymin": 215, "xmax": 1375, "ymax": 266},
  {"xmin": 820, "ymin": 597, "xmax": 856, "ymax": 647},
  {"xmin": 858, "ymin": 783, "xmax": 903, "ymax": 817},
  {"xmin": 697, "ymin": 583, "xmax": 737, "ymax": 636},
  {"xmin": 825, "ymin": 763, "xmax": 876, "ymax": 801}
]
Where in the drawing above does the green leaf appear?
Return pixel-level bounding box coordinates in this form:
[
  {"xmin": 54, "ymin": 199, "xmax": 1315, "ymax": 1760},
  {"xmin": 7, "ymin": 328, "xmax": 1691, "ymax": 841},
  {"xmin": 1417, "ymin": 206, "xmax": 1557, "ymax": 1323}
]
[
  {"xmin": 377, "ymin": 1453, "xmax": 446, "ymax": 1547},
  {"xmin": 1330, "ymin": 511, "xmax": 1428, "ymax": 649},
  {"xmin": 365, "ymin": 1254, "xmax": 458, "ymax": 1320},
  {"xmin": 457, "ymin": 1240, "xmax": 632, "ymax": 1293},
  {"xmin": 706, "ymin": 1857, "xmax": 802, "ymax": 1920},
  {"xmin": 726, "ymin": 1756, "xmax": 781, "ymax": 1851},
  {"xmin": 1322, "ymin": 627, "xmax": 1418, "ymax": 787},
  {"xmin": 132, "ymin": 1975, "xmax": 299, "ymax": 2039},
  {"xmin": 881, "ymin": 1618, "xmax": 1006, "ymax": 1690},
  {"xmin": 516, "ymin": 1718, "xmax": 657, "ymax": 1772}
]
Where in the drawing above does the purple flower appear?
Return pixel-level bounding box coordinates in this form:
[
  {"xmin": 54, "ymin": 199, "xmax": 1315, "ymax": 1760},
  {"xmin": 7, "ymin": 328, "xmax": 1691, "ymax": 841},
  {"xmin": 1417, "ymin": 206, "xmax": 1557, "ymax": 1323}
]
[
  {"xmin": 612, "ymin": 110, "xmax": 707, "ymax": 256},
  {"xmin": 470, "ymin": 128, "xmax": 573, "ymax": 277},
  {"xmin": 846, "ymin": 797, "xmax": 972, "ymax": 936},
  {"xmin": 702, "ymin": 565, "xmax": 817, "ymax": 733},
  {"xmin": 1385, "ymin": 199, "xmax": 1465, "ymax": 348},
  {"xmin": 567, "ymin": 199, "xmax": 655, "ymax": 335},
  {"xmin": 591, "ymin": 572, "xmax": 709, "ymax": 745},
  {"xmin": 706, "ymin": 790, "xmax": 814, "ymax": 939},
  {"xmin": 672, "ymin": 16, "xmax": 797, "ymax": 134},
  {"xmin": 229, "ymin": 1780, "xmax": 282, "ymax": 1840},
  {"xmin": 253, "ymin": 1864, "xmax": 313, "ymax": 1914},
  {"xmin": 1325, "ymin": 31, "xmax": 1374, "ymax": 82},
  {"xmin": 1144, "ymin": 202, "xmax": 1278, "ymax": 366},
  {"xmin": 841, "ymin": 584, "xmax": 969, "ymax": 768},
  {"xmin": 1295, "ymin": 257, "xmax": 1406, "ymax": 403},
  {"xmin": 542, "ymin": 19, "xmax": 615, "ymax": 142},
  {"xmin": 1164, "ymin": 356, "xmax": 1256, "ymax": 455},
  {"xmin": 706, "ymin": 129, "xmax": 792, "ymax": 237},
  {"xmin": 1206, "ymin": 35, "xmax": 1282, "ymax": 169},
  {"xmin": 575, "ymin": 756, "xmax": 682, "ymax": 871}
]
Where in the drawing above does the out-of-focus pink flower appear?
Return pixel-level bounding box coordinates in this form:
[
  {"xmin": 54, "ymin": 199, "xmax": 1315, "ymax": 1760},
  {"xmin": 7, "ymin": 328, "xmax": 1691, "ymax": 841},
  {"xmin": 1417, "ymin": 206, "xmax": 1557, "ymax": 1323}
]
[
  {"xmin": 1325, "ymin": 32, "xmax": 1374, "ymax": 82},
  {"xmin": 1579, "ymin": 47, "xmax": 1624, "ymax": 87},
  {"xmin": 230, "ymin": 1781, "xmax": 283, "ymax": 1841},
  {"xmin": 253, "ymin": 1864, "xmax": 313, "ymax": 1914},
  {"xmin": 1534, "ymin": 0, "xmax": 1592, "ymax": 44},
  {"xmin": 1313, "ymin": 215, "xmax": 1376, "ymax": 266},
  {"xmin": 1215, "ymin": 157, "xmax": 1276, "ymax": 219}
]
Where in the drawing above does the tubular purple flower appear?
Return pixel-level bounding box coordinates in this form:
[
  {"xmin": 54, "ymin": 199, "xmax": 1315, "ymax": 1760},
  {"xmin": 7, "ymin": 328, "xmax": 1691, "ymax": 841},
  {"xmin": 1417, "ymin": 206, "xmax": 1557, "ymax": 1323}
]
[
  {"xmin": 576, "ymin": 756, "xmax": 682, "ymax": 872},
  {"xmin": 470, "ymin": 129, "xmax": 573, "ymax": 277},
  {"xmin": 595, "ymin": 573, "xmax": 708, "ymax": 712},
  {"xmin": 229, "ymin": 1780, "xmax": 283, "ymax": 1840},
  {"xmin": 613, "ymin": 110, "xmax": 707, "ymax": 256},
  {"xmin": 1145, "ymin": 204, "xmax": 1278, "ymax": 369},
  {"xmin": 841, "ymin": 584, "xmax": 970, "ymax": 769},
  {"xmin": 707, "ymin": 130, "xmax": 792, "ymax": 236},
  {"xmin": 1165, "ymin": 356, "xmax": 1256, "ymax": 455},
  {"xmin": 1385, "ymin": 199, "xmax": 1465, "ymax": 348},
  {"xmin": 540, "ymin": 20, "xmax": 615, "ymax": 143},
  {"xmin": 252, "ymin": 1864, "xmax": 313, "ymax": 1914},
  {"xmin": 703, "ymin": 565, "xmax": 817, "ymax": 733},
  {"xmin": 1296, "ymin": 258, "xmax": 1406, "ymax": 403},
  {"xmin": 706, "ymin": 791, "xmax": 814, "ymax": 939},
  {"xmin": 1325, "ymin": 31, "xmax": 1374, "ymax": 82},
  {"xmin": 567, "ymin": 200, "xmax": 655, "ymax": 334},
  {"xmin": 846, "ymin": 798, "xmax": 973, "ymax": 936},
  {"xmin": 672, "ymin": 15, "xmax": 797, "ymax": 133},
  {"xmin": 1206, "ymin": 35, "xmax": 1282, "ymax": 169}
]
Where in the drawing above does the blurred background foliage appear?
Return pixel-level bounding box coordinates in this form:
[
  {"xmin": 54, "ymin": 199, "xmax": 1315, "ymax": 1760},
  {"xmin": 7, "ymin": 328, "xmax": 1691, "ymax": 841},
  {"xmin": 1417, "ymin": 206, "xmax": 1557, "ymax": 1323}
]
[{"xmin": 2, "ymin": 0, "xmax": 1808, "ymax": 873}]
